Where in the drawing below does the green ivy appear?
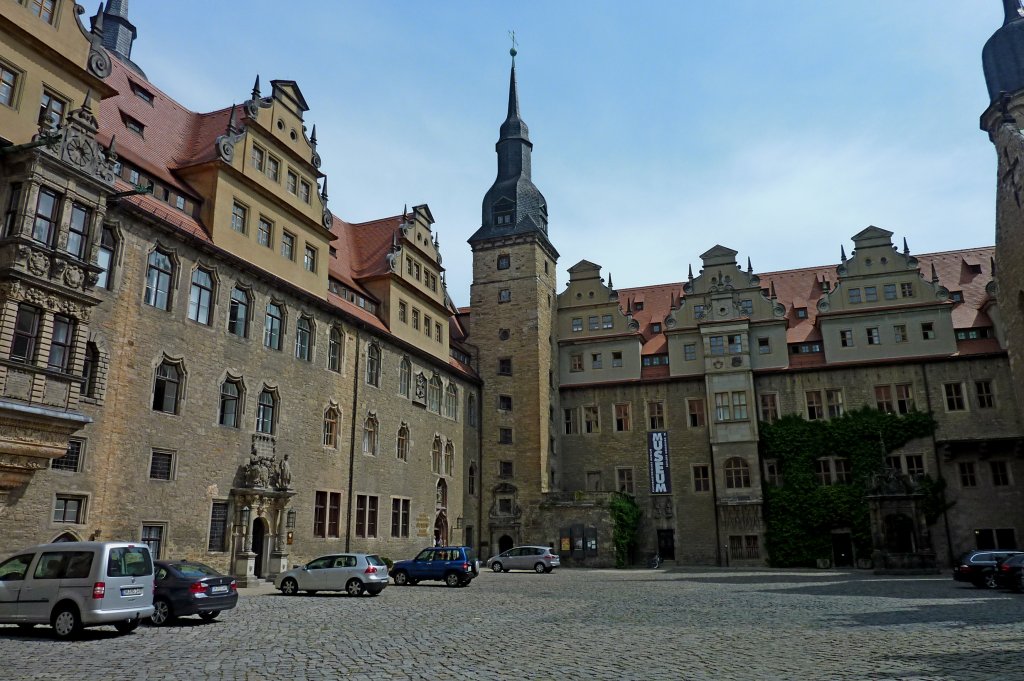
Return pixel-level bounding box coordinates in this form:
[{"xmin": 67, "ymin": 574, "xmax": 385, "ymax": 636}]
[
  {"xmin": 760, "ymin": 407, "xmax": 936, "ymax": 567},
  {"xmin": 609, "ymin": 492, "xmax": 643, "ymax": 568}
]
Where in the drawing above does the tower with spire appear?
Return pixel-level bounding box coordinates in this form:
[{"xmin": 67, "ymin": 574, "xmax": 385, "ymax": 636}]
[
  {"xmin": 982, "ymin": 0, "xmax": 1024, "ymax": 424},
  {"xmin": 468, "ymin": 49, "xmax": 559, "ymax": 555}
]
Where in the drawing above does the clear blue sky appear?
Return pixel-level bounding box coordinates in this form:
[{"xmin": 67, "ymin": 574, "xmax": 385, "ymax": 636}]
[{"xmin": 124, "ymin": 1, "xmax": 1003, "ymax": 307}]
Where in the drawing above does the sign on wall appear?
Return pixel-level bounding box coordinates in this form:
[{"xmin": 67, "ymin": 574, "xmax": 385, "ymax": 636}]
[{"xmin": 648, "ymin": 431, "xmax": 671, "ymax": 494}]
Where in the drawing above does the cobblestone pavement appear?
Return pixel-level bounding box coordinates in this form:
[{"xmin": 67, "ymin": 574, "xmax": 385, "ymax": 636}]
[{"xmin": 2, "ymin": 566, "xmax": 1024, "ymax": 681}]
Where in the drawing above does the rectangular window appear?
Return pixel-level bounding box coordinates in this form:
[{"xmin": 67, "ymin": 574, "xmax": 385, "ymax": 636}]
[
  {"xmin": 498, "ymin": 394, "xmax": 512, "ymax": 411},
  {"xmin": 905, "ymin": 454, "xmax": 925, "ymax": 478},
  {"xmin": 958, "ymin": 462, "xmax": 977, "ymax": 488},
  {"xmin": 266, "ymin": 156, "xmax": 280, "ymax": 182},
  {"xmin": 66, "ymin": 203, "xmax": 89, "ymax": 258},
  {"xmin": 848, "ymin": 288, "xmax": 862, "ymax": 304},
  {"xmin": 612, "ymin": 351, "xmax": 623, "ymax": 368},
  {"xmin": 864, "ymin": 286, "xmax": 878, "ymax": 302},
  {"xmin": 976, "ymin": 380, "xmax": 994, "ymax": 409},
  {"xmin": 759, "ymin": 393, "xmax": 779, "ymax": 423},
  {"xmin": 757, "ymin": 337, "xmax": 771, "ymax": 354},
  {"xmin": 53, "ymin": 494, "xmax": 86, "ymax": 524},
  {"xmin": 588, "ymin": 316, "xmax": 599, "ymax": 330},
  {"xmin": 991, "ymin": 461, "xmax": 1010, "ymax": 487},
  {"xmin": 693, "ymin": 465, "xmax": 710, "ymax": 492},
  {"xmin": 840, "ymin": 329, "xmax": 854, "ymax": 348},
  {"xmin": 257, "ymin": 217, "xmax": 273, "ymax": 247},
  {"xmin": 304, "ymin": 245, "xmax": 317, "ymax": 272},
  {"xmin": 286, "ymin": 171, "xmax": 298, "ymax": 194},
  {"xmin": 688, "ymin": 398, "xmax": 705, "ymax": 427},
  {"xmin": 834, "ymin": 458, "xmax": 852, "ymax": 484},
  {"xmin": 498, "ymin": 289, "xmax": 511, "ymax": 303},
  {"xmin": 499, "ymin": 427, "xmax": 513, "ymax": 444},
  {"xmin": 51, "ymin": 438, "xmax": 84, "ymax": 472},
  {"xmin": 280, "ymin": 231, "xmax": 295, "ymax": 260},
  {"xmin": 497, "ymin": 357, "xmax": 512, "ymax": 375},
  {"xmin": 709, "ymin": 336, "xmax": 725, "ymax": 355},
  {"xmin": 208, "ymin": 501, "xmax": 229, "ymax": 551},
  {"xmin": 47, "ymin": 314, "xmax": 74, "ymax": 371},
  {"xmin": 731, "ymin": 392, "xmax": 748, "ymax": 420},
  {"xmin": 0, "ymin": 63, "xmax": 18, "ymax": 108},
  {"xmin": 583, "ymin": 406, "xmax": 600, "ymax": 434},
  {"xmin": 826, "ymin": 389, "xmax": 844, "ymax": 418},
  {"xmin": 4, "ymin": 183, "xmax": 21, "ymax": 236},
  {"xmin": 806, "ymin": 390, "xmax": 823, "ymax": 420},
  {"xmin": 616, "ymin": 468, "xmax": 635, "ymax": 495},
  {"xmin": 499, "ymin": 461, "xmax": 514, "ymax": 479},
  {"xmin": 728, "ymin": 334, "xmax": 742, "ymax": 354},
  {"xmin": 764, "ymin": 460, "xmax": 781, "ymax": 487},
  {"xmin": 894, "ymin": 324, "xmax": 907, "ymax": 343},
  {"xmin": 648, "ymin": 401, "xmax": 665, "ymax": 430},
  {"xmin": 313, "ymin": 491, "xmax": 327, "ymax": 537},
  {"xmin": 944, "ymin": 383, "xmax": 966, "ymax": 411},
  {"xmin": 591, "ymin": 353, "xmax": 602, "ymax": 369},
  {"xmin": 602, "ymin": 315, "xmax": 613, "ymax": 329},
  {"xmin": 423, "ymin": 315, "xmax": 432, "ymax": 337},
  {"xmin": 299, "ymin": 180, "xmax": 311, "ymax": 204},
  {"xmin": 250, "ymin": 144, "xmax": 265, "ymax": 171},
  {"xmin": 141, "ymin": 525, "xmax": 164, "ymax": 560},
  {"xmin": 355, "ymin": 494, "xmax": 379, "ymax": 538},
  {"xmin": 571, "ymin": 318, "xmax": 583, "ymax": 332},
  {"xmin": 684, "ymin": 343, "xmax": 697, "ymax": 361},
  {"xmin": 564, "ymin": 408, "xmax": 579, "ymax": 435},
  {"xmin": 32, "ymin": 186, "xmax": 59, "ymax": 245},
  {"xmin": 714, "ymin": 392, "xmax": 731, "ymax": 422},
  {"xmin": 614, "ymin": 403, "xmax": 631, "ymax": 432},
  {"xmin": 922, "ymin": 322, "xmax": 935, "ymax": 340},
  {"xmin": 10, "ymin": 304, "xmax": 39, "ymax": 364},
  {"xmin": 875, "ymin": 385, "xmax": 894, "ymax": 414},
  {"xmin": 231, "ymin": 202, "xmax": 247, "ymax": 234},
  {"xmin": 815, "ymin": 459, "xmax": 832, "ymax": 486},
  {"xmin": 739, "ymin": 299, "xmax": 753, "ymax": 316},
  {"xmin": 149, "ymin": 449, "xmax": 174, "ymax": 481},
  {"xmin": 398, "ymin": 300, "xmax": 408, "ymax": 324},
  {"xmin": 570, "ymin": 353, "xmax": 583, "ymax": 372},
  {"xmin": 391, "ymin": 498, "xmax": 411, "ymax": 538},
  {"xmin": 866, "ymin": 327, "xmax": 880, "ymax": 345},
  {"xmin": 901, "ymin": 282, "xmax": 914, "ymax": 298},
  {"xmin": 39, "ymin": 89, "xmax": 65, "ymax": 127},
  {"xmin": 895, "ymin": 383, "xmax": 914, "ymax": 414},
  {"xmin": 883, "ymin": 283, "xmax": 897, "ymax": 300}
]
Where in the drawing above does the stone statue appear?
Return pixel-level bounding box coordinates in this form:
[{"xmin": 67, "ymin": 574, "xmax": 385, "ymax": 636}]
[{"xmin": 277, "ymin": 453, "xmax": 292, "ymax": 490}]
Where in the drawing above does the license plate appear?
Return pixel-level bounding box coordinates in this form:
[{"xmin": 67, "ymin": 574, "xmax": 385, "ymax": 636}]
[
  {"xmin": 121, "ymin": 587, "xmax": 143, "ymax": 597},
  {"xmin": 211, "ymin": 585, "xmax": 228, "ymax": 594}
]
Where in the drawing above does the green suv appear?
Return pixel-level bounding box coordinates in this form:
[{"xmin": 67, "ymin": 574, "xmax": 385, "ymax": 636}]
[{"xmin": 390, "ymin": 546, "xmax": 479, "ymax": 587}]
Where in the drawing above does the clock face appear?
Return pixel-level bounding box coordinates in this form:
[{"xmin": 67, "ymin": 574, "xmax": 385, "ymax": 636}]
[{"xmin": 67, "ymin": 138, "xmax": 94, "ymax": 166}]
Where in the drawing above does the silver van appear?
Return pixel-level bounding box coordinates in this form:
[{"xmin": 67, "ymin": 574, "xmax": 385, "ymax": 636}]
[{"xmin": 0, "ymin": 541, "xmax": 155, "ymax": 639}]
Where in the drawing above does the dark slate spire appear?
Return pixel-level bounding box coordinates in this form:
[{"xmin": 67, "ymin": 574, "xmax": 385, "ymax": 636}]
[
  {"xmin": 93, "ymin": 0, "xmax": 145, "ymax": 77},
  {"xmin": 983, "ymin": 1, "xmax": 1024, "ymax": 102},
  {"xmin": 469, "ymin": 51, "xmax": 556, "ymax": 254}
]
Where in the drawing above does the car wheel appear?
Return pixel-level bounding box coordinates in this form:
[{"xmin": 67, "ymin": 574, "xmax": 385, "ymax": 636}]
[
  {"xmin": 150, "ymin": 599, "xmax": 174, "ymax": 626},
  {"xmin": 198, "ymin": 611, "xmax": 220, "ymax": 622},
  {"xmin": 983, "ymin": 573, "xmax": 999, "ymax": 589},
  {"xmin": 346, "ymin": 579, "xmax": 365, "ymax": 597},
  {"xmin": 534, "ymin": 562, "xmax": 546, "ymax": 574},
  {"xmin": 491, "ymin": 562, "xmax": 503, "ymax": 573},
  {"xmin": 393, "ymin": 571, "xmax": 410, "ymax": 586},
  {"xmin": 445, "ymin": 572, "xmax": 461, "ymax": 588},
  {"xmin": 51, "ymin": 605, "xmax": 82, "ymax": 640},
  {"xmin": 280, "ymin": 578, "xmax": 299, "ymax": 596},
  {"xmin": 114, "ymin": 617, "xmax": 140, "ymax": 634}
]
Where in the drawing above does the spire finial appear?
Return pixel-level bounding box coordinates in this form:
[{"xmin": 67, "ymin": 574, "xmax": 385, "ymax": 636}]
[
  {"xmin": 770, "ymin": 281, "xmax": 777, "ymax": 300},
  {"xmin": 903, "ymin": 237, "xmax": 909, "ymax": 255},
  {"xmin": 93, "ymin": 2, "xmax": 105, "ymax": 33},
  {"xmin": 688, "ymin": 264, "xmax": 694, "ymax": 281},
  {"xmin": 931, "ymin": 263, "xmax": 939, "ymax": 283},
  {"xmin": 608, "ymin": 273, "xmax": 614, "ymax": 289},
  {"xmin": 747, "ymin": 256, "xmax": 753, "ymax": 274},
  {"xmin": 320, "ymin": 176, "xmax": 328, "ymax": 200},
  {"xmin": 509, "ymin": 30, "xmax": 518, "ymax": 59},
  {"xmin": 840, "ymin": 245, "xmax": 847, "ymax": 262},
  {"xmin": 252, "ymin": 75, "xmax": 261, "ymax": 100},
  {"xmin": 82, "ymin": 88, "xmax": 93, "ymax": 111},
  {"xmin": 226, "ymin": 104, "xmax": 237, "ymax": 134},
  {"xmin": 107, "ymin": 134, "xmax": 117, "ymax": 159},
  {"xmin": 310, "ymin": 124, "xmax": 318, "ymax": 145}
]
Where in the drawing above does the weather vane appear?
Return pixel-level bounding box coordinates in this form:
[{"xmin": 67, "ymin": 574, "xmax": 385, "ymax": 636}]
[{"xmin": 509, "ymin": 30, "xmax": 518, "ymax": 58}]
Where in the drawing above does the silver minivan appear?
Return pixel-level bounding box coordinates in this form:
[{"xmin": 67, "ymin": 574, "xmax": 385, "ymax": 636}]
[
  {"xmin": 486, "ymin": 546, "xmax": 560, "ymax": 573},
  {"xmin": 0, "ymin": 541, "xmax": 155, "ymax": 639}
]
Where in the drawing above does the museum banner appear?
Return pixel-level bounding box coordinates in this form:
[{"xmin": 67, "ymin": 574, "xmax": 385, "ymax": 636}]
[{"xmin": 648, "ymin": 431, "xmax": 671, "ymax": 494}]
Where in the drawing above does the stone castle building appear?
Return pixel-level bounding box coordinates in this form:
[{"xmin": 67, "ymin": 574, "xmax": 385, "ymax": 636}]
[{"xmin": 0, "ymin": 2, "xmax": 1021, "ymax": 576}]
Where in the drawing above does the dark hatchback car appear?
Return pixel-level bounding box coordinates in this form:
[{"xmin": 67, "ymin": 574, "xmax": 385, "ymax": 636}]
[
  {"xmin": 952, "ymin": 550, "xmax": 1024, "ymax": 589},
  {"xmin": 150, "ymin": 560, "xmax": 238, "ymax": 625},
  {"xmin": 994, "ymin": 553, "xmax": 1024, "ymax": 591},
  {"xmin": 390, "ymin": 546, "xmax": 479, "ymax": 587}
]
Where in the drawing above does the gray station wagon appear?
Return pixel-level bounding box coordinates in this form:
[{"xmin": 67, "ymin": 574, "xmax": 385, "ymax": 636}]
[{"xmin": 486, "ymin": 546, "xmax": 560, "ymax": 573}]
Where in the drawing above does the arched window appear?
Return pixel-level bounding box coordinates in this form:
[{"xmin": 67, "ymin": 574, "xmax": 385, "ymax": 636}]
[
  {"xmin": 396, "ymin": 424, "xmax": 409, "ymax": 461},
  {"xmin": 144, "ymin": 249, "xmax": 174, "ymax": 310},
  {"xmin": 431, "ymin": 437, "xmax": 442, "ymax": 474},
  {"xmin": 366, "ymin": 343, "xmax": 381, "ymax": 387},
  {"xmin": 724, "ymin": 457, "xmax": 751, "ymax": 489},
  {"xmin": 264, "ymin": 303, "xmax": 283, "ymax": 350},
  {"xmin": 152, "ymin": 360, "xmax": 182, "ymax": 414},
  {"xmin": 436, "ymin": 478, "xmax": 448, "ymax": 508},
  {"xmin": 362, "ymin": 414, "xmax": 379, "ymax": 455},
  {"xmin": 428, "ymin": 375, "xmax": 442, "ymax": 413},
  {"xmin": 295, "ymin": 316, "xmax": 312, "ymax": 361},
  {"xmin": 444, "ymin": 440, "xmax": 454, "ymax": 476},
  {"xmin": 468, "ymin": 463, "xmax": 476, "ymax": 496},
  {"xmin": 256, "ymin": 389, "xmax": 277, "ymax": 434},
  {"xmin": 219, "ymin": 378, "xmax": 242, "ymax": 427},
  {"xmin": 328, "ymin": 327, "xmax": 342, "ymax": 372},
  {"xmin": 187, "ymin": 267, "xmax": 214, "ymax": 325},
  {"xmin": 444, "ymin": 383, "xmax": 458, "ymax": 419},
  {"xmin": 81, "ymin": 342, "xmax": 100, "ymax": 398},
  {"xmin": 228, "ymin": 287, "xmax": 250, "ymax": 337},
  {"xmin": 323, "ymin": 406, "xmax": 339, "ymax": 448},
  {"xmin": 399, "ymin": 357, "xmax": 411, "ymax": 398}
]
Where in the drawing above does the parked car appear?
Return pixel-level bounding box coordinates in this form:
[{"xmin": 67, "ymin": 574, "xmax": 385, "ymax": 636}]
[
  {"xmin": 487, "ymin": 546, "xmax": 560, "ymax": 573},
  {"xmin": 993, "ymin": 553, "xmax": 1024, "ymax": 591},
  {"xmin": 150, "ymin": 560, "xmax": 237, "ymax": 625},
  {"xmin": 0, "ymin": 541, "xmax": 154, "ymax": 639},
  {"xmin": 390, "ymin": 546, "xmax": 479, "ymax": 587},
  {"xmin": 952, "ymin": 550, "xmax": 1024, "ymax": 589},
  {"xmin": 275, "ymin": 553, "xmax": 389, "ymax": 596}
]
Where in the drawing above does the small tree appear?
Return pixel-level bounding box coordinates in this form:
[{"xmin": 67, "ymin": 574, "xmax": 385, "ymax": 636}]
[{"xmin": 609, "ymin": 492, "xmax": 643, "ymax": 568}]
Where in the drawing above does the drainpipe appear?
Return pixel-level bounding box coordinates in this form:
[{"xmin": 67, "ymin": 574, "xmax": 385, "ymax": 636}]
[
  {"xmin": 921, "ymin": 363, "xmax": 955, "ymax": 565},
  {"xmin": 344, "ymin": 327, "xmax": 362, "ymax": 552}
]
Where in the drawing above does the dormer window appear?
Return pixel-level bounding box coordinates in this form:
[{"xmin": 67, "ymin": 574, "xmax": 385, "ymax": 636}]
[
  {"xmin": 795, "ymin": 308, "xmax": 808, "ymax": 319},
  {"xmin": 950, "ymin": 291, "xmax": 963, "ymax": 303},
  {"xmin": 131, "ymin": 83, "xmax": 154, "ymax": 104},
  {"xmin": 122, "ymin": 113, "xmax": 144, "ymax": 137},
  {"xmin": 651, "ymin": 323, "xmax": 662, "ymax": 333},
  {"xmin": 494, "ymin": 211, "xmax": 513, "ymax": 226},
  {"xmin": 634, "ymin": 302, "xmax": 644, "ymax": 311}
]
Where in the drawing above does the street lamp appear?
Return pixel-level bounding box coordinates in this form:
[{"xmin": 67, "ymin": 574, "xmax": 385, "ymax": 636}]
[{"xmin": 240, "ymin": 506, "xmax": 251, "ymax": 527}]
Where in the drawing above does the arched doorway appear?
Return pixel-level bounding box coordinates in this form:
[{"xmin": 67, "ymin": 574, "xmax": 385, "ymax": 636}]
[
  {"xmin": 498, "ymin": 534, "xmax": 514, "ymax": 553},
  {"xmin": 252, "ymin": 517, "xmax": 268, "ymax": 578},
  {"xmin": 434, "ymin": 512, "xmax": 448, "ymax": 546}
]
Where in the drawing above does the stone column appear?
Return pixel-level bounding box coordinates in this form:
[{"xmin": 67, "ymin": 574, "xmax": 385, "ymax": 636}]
[
  {"xmin": 268, "ymin": 500, "xmax": 289, "ymax": 578},
  {"xmin": 234, "ymin": 501, "xmax": 258, "ymax": 587}
]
